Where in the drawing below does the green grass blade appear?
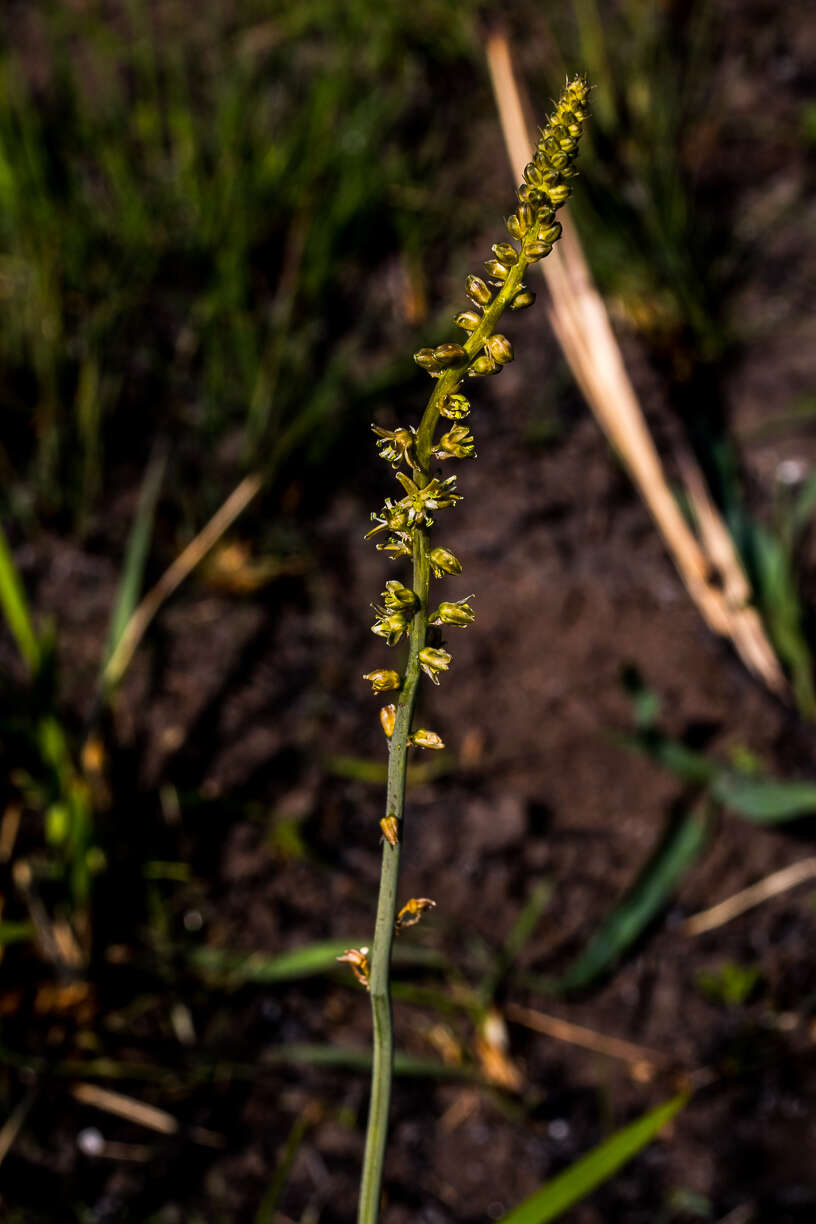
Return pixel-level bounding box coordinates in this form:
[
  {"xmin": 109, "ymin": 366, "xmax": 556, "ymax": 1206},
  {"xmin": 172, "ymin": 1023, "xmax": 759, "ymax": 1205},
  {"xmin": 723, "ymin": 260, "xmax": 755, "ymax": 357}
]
[
  {"xmin": 0, "ymin": 522, "xmax": 40, "ymax": 673},
  {"xmin": 262, "ymin": 1043, "xmax": 482, "ymax": 1082},
  {"xmin": 556, "ymin": 806, "xmax": 710, "ymax": 992},
  {"xmin": 190, "ymin": 940, "xmax": 447, "ymax": 985},
  {"xmin": 255, "ymin": 1108, "xmax": 314, "ymax": 1224},
  {"xmin": 480, "ymin": 881, "xmax": 553, "ymax": 1006},
  {"xmin": 101, "ymin": 448, "xmax": 166, "ymax": 684},
  {"xmin": 751, "ymin": 523, "xmax": 816, "ymax": 718},
  {"xmin": 624, "ymin": 729, "xmax": 717, "ymax": 786},
  {"xmin": 498, "ymin": 1093, "xmax": 689, "ymax": 1224},
  {"xmin": 712, "ymin": 773, "xmax": 816, "ymax": 822}
]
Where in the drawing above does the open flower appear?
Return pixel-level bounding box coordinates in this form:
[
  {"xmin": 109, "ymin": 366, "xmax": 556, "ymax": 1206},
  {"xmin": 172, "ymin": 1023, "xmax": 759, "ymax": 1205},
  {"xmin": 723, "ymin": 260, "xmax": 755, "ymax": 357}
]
[
  {"xmin": 418, "ymin": 646, "xmax": 452, "ymax": 685},
  {"xmin": 371, "ymin": 610, "xmax": 411, "ymax": 647},
  {"xmin": 433, "ymin": 425, "xmax": 476, "ymax": 461},
  {"xmin": 395, "ymin": 472, "xmax": 460, "ymax": 526},
  {"xmin": 372, "ymin": 424, "xmax": 416, "ymax": 469}
]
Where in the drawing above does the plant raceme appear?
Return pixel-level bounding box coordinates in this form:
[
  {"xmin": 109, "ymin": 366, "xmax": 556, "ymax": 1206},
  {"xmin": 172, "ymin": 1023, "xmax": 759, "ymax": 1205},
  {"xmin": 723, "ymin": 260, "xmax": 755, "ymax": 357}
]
[{"xmin": 345, "ymin": 75, "xmax": 591, "ymax": 1224}]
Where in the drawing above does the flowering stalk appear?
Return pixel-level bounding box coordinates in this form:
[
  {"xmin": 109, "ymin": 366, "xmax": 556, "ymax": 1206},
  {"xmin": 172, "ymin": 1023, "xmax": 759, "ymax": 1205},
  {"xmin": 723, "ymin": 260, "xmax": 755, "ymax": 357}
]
[{"xmin": 351, "ymin": 76, "xmax": 590, "ymax": 1224}]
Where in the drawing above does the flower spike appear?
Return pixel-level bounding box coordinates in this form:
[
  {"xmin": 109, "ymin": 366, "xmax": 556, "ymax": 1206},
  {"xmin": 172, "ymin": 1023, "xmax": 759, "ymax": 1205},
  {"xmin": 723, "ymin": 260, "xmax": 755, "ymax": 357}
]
[{"xmin": 359, "ymin": 75, "xmax": 589, "ymax": 1205}]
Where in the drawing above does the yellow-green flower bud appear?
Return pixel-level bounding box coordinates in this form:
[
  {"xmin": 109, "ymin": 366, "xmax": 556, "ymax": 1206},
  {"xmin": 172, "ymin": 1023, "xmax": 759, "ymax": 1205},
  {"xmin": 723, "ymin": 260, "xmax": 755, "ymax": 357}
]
[
  {"xmin": 411, "ymin": 729, "xmax": 445, "ymax": 750},
  {"xmin": 371, "ymin": 610, "xmax": 411, "ymax": 646},
  {"xmin": 430, "ymin": 597, "xmax": 475, "ymax": 627},
  {"xmin": 561, "ymin": 109, "xmax": 582, "ymax": 138},
  {"xmin": 380, "ymin": 816, "xmax": 399, "ymax": 845},
  {"xmin": 491, "ymin": 242, "xmax": 518, "ymax": 266},
  {"xmin": 483, "ymin": 259, "xmax": 509, "ymax": 281},
  {"xmin": 418, "ymin": 646, "xmax": 452, "ymax": 685},
  {"xmin": 455, "ymin": 310, "xmax": 481, "ymax": 332},
  {"xmin": 429, "ymin": 546, "xmax": 462, "ymax": 577},
  {"xmin": 380, "ymin": 704, "xmax": 397, "ymax": 738},
  {"xmin": 517, "ymin": 183, "xmax": 545, "ymax": 208},
  {"xmin": 440, "ymin": 392, "xmax": 471, "ymax": 420},
  {"xmin": 548, "ymin": 183, "xmax": 571, "ymax": 205},
  {"xmin": 383, "ymin": 580, "xmax": 418, "ymax": 612},
  {"xmin": 538, "ymin": 221, "xmax": 562, "ymax": 245},
  {"xmin": 466, "ymin": 275, "xmax": 492, "ymax": 306},
  {"xmin": 510, "ymin": 289, "xmax": 536, "ymax": 310},
  {"xmin": 433, "ymin": 342, "xmax": 467, "ymax": 367},
  {"xmin": 469, "ymin": 352, "xmax": 499, "ymax": 377},
  {"xmin": 486, "ymin": 334, "xmax": 514, "ymax": 365},
  {"xmin": 432, "ymin": 425, "xmax": 475, "ymax": 461},
  {"xmin": 506, "ymin": 214, "xmax": 523, "ymax": 241},
  {"xmin": 363, "ymin": 669, "xmax": 402, "ymax": 694},
  {"xmin": 524, "ymin": 161, "xmax": 545, "ymax": 188},
  {"xmin": 414, "ymin": 347, "xmax": 442, "ymax": 372},
  {"xmin": 524, "ymin": 241, "xmax": 552, "ymax": 262}
]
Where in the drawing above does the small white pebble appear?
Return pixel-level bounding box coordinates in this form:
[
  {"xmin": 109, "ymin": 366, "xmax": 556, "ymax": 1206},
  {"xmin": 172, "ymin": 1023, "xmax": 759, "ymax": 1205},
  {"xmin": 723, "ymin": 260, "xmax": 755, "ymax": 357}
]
[
  {"xmin": 548, "ymin": 1118, "xmax": 570, "ymax": 1141},
  {"xmin": 776, "ymin": 458, "xmax": 807, "ymax": 485},
  {"xmin": 78, "ymin": 1127, "xmax": 105, "ymax": 1156}
]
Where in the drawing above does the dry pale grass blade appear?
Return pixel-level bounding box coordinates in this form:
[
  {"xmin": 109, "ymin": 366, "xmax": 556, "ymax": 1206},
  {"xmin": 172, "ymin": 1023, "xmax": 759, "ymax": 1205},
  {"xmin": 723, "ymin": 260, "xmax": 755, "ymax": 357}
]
[
  {"xmin": 103, "ymin": 472, "xmax": 262, "ymax": 689},
  {"xmin": 684, "ymin": 856, "xmax": 816, "ymax": 935},
  {"xmin": 506, "ymin": 1002, "xmax": 668, "ymax": 1079},
  {"xmin": 484, "ymin": 31, "xmax": 785, "ymax": 697},
  {"xmin": 680, "ymin": 458, "xmax": 786, "ymax": 692},
  {"xmin": 0, "ymin": 1087, "xmax": 37, "ymax": 1169},
  {"xmin": 71, "ymin": 1082, "xmax": 179, "ymax": 1134}
]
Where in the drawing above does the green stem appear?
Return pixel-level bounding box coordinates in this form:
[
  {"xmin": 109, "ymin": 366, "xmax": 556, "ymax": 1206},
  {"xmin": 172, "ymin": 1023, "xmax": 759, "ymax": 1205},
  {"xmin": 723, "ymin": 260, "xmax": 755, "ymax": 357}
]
[
  {"xmin": 358, "ymin": 255, "xmax": 528, "ymax": 1224},
  {"xmin": 358, "ymin": 526, "xmax": 428, "ymax": 1224}
]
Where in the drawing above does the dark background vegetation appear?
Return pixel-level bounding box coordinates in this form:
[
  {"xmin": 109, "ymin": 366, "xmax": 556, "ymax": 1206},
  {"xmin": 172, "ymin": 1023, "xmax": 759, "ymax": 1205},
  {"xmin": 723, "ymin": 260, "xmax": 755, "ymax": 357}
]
[{"xmin": 2, "ymin": 0, "xmax": 816, "ymax": 1220}]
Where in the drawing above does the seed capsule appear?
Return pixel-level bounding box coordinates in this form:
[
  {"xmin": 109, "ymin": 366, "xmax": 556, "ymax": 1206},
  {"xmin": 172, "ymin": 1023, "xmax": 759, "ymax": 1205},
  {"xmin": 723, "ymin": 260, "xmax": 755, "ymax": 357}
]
[
  {"xmin": 430, "ymin": 597, "xmax": 475, "ymax": 627},
  {"xmin": 491, "ymin": 242, "xmax": 519, "ymax": 266},
  {"xmin": 363, "ymin": 669, "xmax": 401, "ymax": 694},
  {"xmin": 466, "ymin": 275, "xmax": 492, "ymax": 306},
  {"xmin": 454, "ymin": 310, "xmax": 481, "ymax": 332},
  {"xmin": 380, "ymin": 704, "xmax": 397, "ymax": 738},
  {"xmin": 433, "ymin": 342, "xmax": 467, "ymax": 367}
]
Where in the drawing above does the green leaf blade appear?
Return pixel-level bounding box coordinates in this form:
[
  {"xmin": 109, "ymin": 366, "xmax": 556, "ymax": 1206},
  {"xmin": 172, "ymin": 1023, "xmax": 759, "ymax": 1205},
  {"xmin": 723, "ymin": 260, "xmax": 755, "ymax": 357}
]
[{"xmin": 498, "ymin": 1094, "xmax": 689, "ymax": 1224}]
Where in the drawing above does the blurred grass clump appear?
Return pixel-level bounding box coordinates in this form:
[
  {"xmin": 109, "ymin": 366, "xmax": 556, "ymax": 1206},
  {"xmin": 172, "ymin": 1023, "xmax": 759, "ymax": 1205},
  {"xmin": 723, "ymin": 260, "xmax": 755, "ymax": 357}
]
[{"xmin": 0, "ymin": 0, "xmax": 478, "ymax": 521}]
